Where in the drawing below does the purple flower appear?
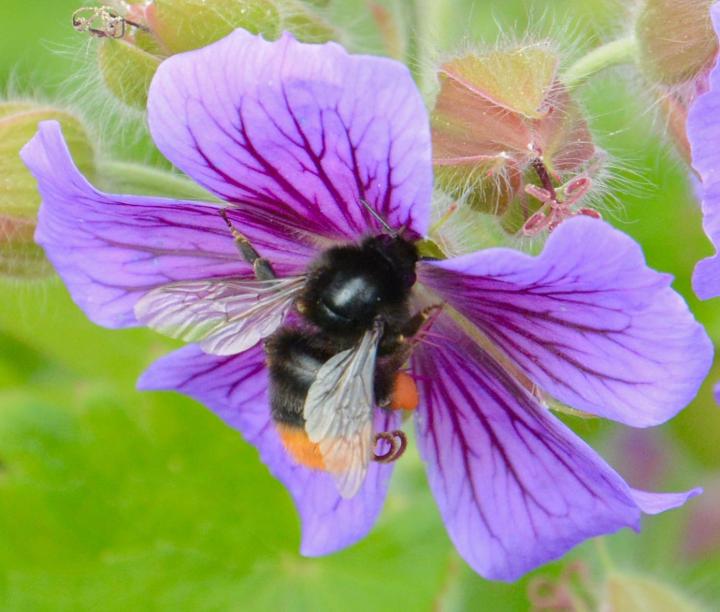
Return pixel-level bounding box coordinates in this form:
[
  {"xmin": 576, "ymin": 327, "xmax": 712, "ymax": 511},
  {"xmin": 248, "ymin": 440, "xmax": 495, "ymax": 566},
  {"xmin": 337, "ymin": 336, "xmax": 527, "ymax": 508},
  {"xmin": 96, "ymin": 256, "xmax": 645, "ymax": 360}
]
[
  {"xmin": 687, "ymin": 3, "xmax": 720, "ymax": 403},
  {"xmin": 689, "ymin": 3, "xmax": 720, "ymax": 302},
  {"xmin": 22, "ymin": 30, "xmax": 711, "ymax": 581}
]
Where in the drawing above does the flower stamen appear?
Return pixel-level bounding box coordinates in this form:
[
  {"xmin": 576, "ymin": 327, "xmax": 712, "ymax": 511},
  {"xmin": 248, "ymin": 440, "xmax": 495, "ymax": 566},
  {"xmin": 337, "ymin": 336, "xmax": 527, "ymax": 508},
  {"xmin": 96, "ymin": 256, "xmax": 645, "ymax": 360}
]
[{"xmin": 522, "ymin": 158, "xmax": 600, "ymax": 236}]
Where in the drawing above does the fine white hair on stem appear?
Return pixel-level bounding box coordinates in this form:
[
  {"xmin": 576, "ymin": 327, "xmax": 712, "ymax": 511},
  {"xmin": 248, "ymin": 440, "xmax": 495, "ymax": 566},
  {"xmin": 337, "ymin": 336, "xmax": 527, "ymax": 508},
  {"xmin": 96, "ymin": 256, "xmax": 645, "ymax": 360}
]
[{"xmin": 47, "ymin": 35, "xmax": 153, "ymax": 160}]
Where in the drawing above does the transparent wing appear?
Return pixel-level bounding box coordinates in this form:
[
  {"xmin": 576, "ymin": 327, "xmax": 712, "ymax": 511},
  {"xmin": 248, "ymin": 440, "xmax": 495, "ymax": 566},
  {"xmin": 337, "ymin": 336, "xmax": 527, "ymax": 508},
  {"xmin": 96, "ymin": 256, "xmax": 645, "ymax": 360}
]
[
  {"xmin": 135, "ymin": 276, "xmax": 305, "ymax": 355},
  {"xmin": 303, "ymin": 321, "xmax": 383, "ymax": 498}
]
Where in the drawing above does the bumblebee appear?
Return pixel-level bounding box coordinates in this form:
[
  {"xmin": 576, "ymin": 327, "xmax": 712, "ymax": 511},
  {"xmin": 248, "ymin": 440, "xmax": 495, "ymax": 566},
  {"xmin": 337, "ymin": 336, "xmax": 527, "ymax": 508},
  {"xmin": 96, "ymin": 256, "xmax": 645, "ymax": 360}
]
[{"xmin": 136, "ymin": 208, "xmax": 435, "ymax": 497}]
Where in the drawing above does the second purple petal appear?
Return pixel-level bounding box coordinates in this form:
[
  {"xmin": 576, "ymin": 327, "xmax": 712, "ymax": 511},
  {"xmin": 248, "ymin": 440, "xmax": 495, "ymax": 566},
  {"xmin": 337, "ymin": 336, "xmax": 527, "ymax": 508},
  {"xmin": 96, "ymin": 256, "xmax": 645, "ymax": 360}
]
[
  {"xmin": 22, "ymin": 121, "xmax": 312, "ymax": 329},
  {"xmin": 411, "ymin": 315, "xmax": 701, "ymax": 582},
  {"xmin": 419, "ymin": 217, "xmax": 712, "ymax": 427},
  {"xmin": 148, "ymin": 30, "xmax": 433, "ymax": 241},
  {"xmin": 689, "ymin": 4, "xmax": 720, "ymax": 299}
]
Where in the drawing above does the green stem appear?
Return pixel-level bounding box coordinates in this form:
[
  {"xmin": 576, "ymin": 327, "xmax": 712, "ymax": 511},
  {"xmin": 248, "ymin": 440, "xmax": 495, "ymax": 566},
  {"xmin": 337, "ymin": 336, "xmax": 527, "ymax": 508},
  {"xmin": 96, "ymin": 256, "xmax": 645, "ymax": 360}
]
[
  {"xmin": 403, "ymin": 0, "xmax": 435, "ymax": 92},
  {"xmin": 95, "ymin": 160, "xmax": 219, "ymax": 201},
  {"xmin": 562, "ymin": 36, "xmax": 638, "ymax": 88}
]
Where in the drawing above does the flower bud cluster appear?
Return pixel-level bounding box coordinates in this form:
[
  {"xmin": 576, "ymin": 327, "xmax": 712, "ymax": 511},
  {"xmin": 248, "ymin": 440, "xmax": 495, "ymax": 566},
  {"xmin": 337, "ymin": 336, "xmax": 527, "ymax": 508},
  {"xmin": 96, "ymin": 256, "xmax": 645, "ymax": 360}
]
[{"xmin": 431, "ymin": 44, "xmax": 601, "ymax": 236}]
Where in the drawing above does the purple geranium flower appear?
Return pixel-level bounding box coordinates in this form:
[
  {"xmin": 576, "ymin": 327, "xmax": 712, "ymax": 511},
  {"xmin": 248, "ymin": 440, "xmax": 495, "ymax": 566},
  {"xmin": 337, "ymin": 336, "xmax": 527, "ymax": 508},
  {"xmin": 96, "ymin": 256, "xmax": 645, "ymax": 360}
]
[
  {"xmin": 22, "ymin": 30, "xmax": 711, "ymax": 581},
  {"xmin": 687, "ymin": 2, "xmax": 720, "ymax": 402},
  {"xmin": 690, "ymin": 3, "xmax": 720, "ymax": 302}
]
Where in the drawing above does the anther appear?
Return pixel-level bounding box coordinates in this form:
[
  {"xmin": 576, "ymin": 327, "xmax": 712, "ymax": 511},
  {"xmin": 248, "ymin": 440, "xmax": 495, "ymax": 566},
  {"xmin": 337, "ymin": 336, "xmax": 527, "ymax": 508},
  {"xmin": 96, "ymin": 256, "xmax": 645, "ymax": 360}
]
[
  {"xmin": 372, "ymin": 430, "xmax": 407, "ymax": 463},
  {"xmin": 530, "ymin": 157, "xmax": 558, "ymax": 200}
]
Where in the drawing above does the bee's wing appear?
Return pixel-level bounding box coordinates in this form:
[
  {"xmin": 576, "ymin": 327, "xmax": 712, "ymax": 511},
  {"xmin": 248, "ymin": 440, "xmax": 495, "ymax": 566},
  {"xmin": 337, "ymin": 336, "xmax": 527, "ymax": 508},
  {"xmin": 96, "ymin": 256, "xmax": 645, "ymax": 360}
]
[
  {"xmin": 135, "ymin": 276, "xmax": 305, "ymax": 355},
  {"xmin": 303, "ymin": 321, "xmax": 383, "ymax": 498}
]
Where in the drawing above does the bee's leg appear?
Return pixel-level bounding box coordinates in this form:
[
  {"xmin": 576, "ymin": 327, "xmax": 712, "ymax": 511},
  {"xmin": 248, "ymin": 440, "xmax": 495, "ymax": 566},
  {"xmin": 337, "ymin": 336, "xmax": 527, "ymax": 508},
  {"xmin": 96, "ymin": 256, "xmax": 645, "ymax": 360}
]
[
  {"xmin": 219, "ymin": 209, "xmax": 276, "ymax": 280},
  {"xmin": 378, "ymin": 305, "xmax": 443, "ymax": 358},
  {"xmin": 400, "ymin": 303, "xmax": 443, "ymax": 340},
  {"xmin": 375, "ymin": 304, "xmax": 443, "ymax": 413},
  {"xmin": 373, "ymin": 431, "xmax": 408, "ymax": 463}
]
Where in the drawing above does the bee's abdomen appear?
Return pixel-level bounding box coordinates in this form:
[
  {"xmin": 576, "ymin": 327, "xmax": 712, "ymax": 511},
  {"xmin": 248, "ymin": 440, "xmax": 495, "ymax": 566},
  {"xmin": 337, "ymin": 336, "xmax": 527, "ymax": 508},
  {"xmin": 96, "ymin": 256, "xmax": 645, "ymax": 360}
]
[
  {"xmin": 276, "ymin": 423, "xmax": 325, "ymax": 470},
  {"xmin": 265, "ymin": 328, "xmax": 337, "ymax": 427}
]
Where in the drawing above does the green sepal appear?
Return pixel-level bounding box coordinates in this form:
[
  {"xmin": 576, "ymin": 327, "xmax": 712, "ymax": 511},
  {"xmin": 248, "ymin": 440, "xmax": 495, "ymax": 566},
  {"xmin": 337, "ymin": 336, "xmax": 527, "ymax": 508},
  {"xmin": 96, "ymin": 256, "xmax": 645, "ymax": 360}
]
[
  {"xmin": 278, "ymin": 0, "xmax": 338, "ymax": 43},
  {"xmin": 97, "ymin": 38, "xmax": 161, "ymax": 110},
  {"xmin": 0, "ymin": 102, "xmax": 95, "ymax": 279},
  {"xmin": 146, "ymin": 0, "xmax": 281, "ymax": 54}
]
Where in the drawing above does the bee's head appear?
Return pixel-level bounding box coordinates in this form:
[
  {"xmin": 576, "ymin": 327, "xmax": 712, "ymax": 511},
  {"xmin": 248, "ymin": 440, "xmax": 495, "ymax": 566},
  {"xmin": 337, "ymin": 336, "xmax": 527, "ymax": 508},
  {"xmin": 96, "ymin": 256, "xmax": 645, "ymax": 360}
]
[
  {"xmin": 361, "ymin": 234, "xmax": 418, "ymax": 290},
  {"xmin": 299, "ymin": 236, "xmax": 418, "ymax": 334}
]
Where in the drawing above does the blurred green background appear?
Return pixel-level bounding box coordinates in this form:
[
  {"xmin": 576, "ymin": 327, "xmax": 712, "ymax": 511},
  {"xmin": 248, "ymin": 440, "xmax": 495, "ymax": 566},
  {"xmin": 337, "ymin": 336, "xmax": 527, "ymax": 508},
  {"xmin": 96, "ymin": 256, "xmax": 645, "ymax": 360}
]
[{"xmin": 1, "ymin": 0, "xmax": 719, "ymax": 610}]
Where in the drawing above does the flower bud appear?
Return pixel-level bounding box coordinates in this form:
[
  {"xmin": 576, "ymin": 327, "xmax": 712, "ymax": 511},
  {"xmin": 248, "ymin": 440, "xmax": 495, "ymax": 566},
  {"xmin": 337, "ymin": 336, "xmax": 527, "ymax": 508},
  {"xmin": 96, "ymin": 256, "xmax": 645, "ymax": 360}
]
[
  {"xmin": 636, "ymin": 0, "xmax": 718, "ymax": 86},
  {"xmin": 84, "ymin": 1, "xmax": 337, "ymax": 111},
  {"xmin": 431, "ymin": 44, "xmax": 599, "ymax": 233},
  {"xmin": 278, "ymin": 0, "xmax": 337, "ymax": 44},
  {"xmin": 145, "ymin": 0, "xmax": 281, "ymax": 54},
  {"xmin": 97, "ymin": 38, "xmax": 161, "ymax": 110},
  {"xmin": 0, "ymin": 103, "xmax": 95, "ymax": 278}
]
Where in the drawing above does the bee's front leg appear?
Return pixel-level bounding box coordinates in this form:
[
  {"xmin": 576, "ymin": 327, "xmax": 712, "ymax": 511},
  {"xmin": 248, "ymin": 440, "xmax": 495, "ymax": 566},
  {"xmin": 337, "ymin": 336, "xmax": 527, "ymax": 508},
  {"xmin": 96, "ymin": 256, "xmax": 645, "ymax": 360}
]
[
  {"xmin": 400, "ymin": 303, "xmax": 443, "ymax": 340},
  {"xmin": 219, "ymin": 208, "xmax": 276, "ymax": 281}
]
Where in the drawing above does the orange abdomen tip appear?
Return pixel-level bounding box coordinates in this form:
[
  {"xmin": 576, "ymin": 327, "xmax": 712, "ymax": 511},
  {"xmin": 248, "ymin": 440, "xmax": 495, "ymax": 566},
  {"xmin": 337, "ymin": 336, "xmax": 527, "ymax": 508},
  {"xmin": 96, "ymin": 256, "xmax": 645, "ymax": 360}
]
[
  {"xmin": 390, "ymin": 372, "xmax": 419, "ymax": 411},
  {"xmin": 277, "ymin": 424, "xmax": 325, "ymax": 470}
]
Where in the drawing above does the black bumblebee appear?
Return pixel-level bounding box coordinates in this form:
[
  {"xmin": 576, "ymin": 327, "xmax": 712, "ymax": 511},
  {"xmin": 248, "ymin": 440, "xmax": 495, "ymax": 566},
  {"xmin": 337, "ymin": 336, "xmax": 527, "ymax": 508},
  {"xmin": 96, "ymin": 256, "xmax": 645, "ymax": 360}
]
[{"xmin": 135, "ymin": 209, "xmax": 434, "ymax": 497}]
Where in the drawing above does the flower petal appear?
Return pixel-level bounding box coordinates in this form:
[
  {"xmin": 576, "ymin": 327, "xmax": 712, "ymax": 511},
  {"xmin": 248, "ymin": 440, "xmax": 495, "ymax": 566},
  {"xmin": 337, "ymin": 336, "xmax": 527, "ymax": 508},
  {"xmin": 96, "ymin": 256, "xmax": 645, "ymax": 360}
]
[
  {"xmin": 689, "ymin": 3, "xmax": 720, "ymax": 299},
  {"xmin": 138, "ymin": 344, "xmax": 397, "ymax": 555},
  {"xmin": 22, "ymin": 121, "xmax": 313, "ymax": 328},
  {"xmin": 147, "ymin": 30, "xmax": 432, "ymax": 241},
  {"xmin": 419, "ymin": 217, "xmax": 712, "ymax": 427},
  {"xmin": 411, "ymin": 315, "xmax": 697, "ymax": 582},
  {"xmin": 630, "ymin": 487, "xmax": 702, "ymax": 515}
]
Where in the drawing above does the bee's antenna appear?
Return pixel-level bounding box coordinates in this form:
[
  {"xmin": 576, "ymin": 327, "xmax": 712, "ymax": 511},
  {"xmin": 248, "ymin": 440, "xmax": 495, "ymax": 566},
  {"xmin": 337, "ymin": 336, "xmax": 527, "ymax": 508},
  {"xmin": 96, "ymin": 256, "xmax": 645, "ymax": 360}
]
[{"xmin": 360, "ymin": 199, "xmax": 398, "ymax": 237}]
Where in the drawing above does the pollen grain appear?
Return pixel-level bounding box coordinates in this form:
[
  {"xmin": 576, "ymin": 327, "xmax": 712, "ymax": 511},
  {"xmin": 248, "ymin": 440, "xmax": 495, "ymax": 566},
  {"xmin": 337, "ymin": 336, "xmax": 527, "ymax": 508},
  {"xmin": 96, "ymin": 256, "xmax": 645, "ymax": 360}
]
[
  {"xmin": 277, "ymin": 424, "xmax": 325, "ymax": 470},
  {"xmin": 390, "ymin": 371, "xmax": 419, "ymax": 411}
]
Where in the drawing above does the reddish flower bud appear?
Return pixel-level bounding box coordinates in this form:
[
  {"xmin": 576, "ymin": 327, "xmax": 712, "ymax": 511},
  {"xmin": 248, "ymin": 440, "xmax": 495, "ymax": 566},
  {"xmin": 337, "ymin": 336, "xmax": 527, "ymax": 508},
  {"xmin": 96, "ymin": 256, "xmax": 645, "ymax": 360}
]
[
  {"xmin": 431, "ymin": 44, "xmax": 599, "ymax": 233},
  {"xmin": 636, "ymin": 0, "xmax": 718, "ymax": 86},
  {"xmin": 632, "ymin": 0, "xmax": 720, "ymax": 164}
]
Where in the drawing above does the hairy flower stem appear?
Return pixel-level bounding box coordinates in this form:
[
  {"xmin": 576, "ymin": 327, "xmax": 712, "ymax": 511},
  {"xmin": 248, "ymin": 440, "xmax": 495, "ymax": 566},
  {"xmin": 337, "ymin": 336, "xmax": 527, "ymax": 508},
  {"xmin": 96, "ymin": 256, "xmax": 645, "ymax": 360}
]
[
  {"xmin": 562, "ymin": 36, "xmax": 638, "ymax": 88},
  {"xmin": 96, "ymin": 160, "xmax": 219, "ymax": 201},
  {"xmin": 403, "ymin": 0, "xmax": 438, "ymax": 92}
]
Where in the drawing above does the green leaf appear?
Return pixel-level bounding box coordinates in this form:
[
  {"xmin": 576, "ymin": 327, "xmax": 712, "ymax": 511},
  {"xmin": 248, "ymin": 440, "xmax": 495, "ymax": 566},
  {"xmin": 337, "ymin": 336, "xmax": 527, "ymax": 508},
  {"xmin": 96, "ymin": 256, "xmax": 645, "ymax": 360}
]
[{"xmin": 0, "ymin": 380, "xmax": 450, "ymax": 610}]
